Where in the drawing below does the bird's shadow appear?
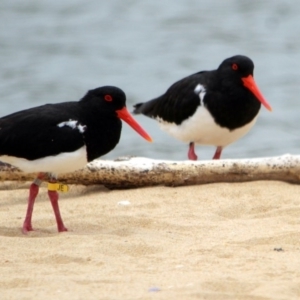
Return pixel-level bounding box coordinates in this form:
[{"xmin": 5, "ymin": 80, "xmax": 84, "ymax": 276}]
[
  {"xmin": 0, "ymin": 226, "xmax": 72, "ymax": 238},
  {"xmin": 0, "ymin": 183, "xmax": 110, "ymax": 207},
  {"xmin": 0, "ymin": 184, "xmax": 111, "ymax": 236},
  {"xmin": 0, "ymin": 227, "xmax": 46, "ymax": 237}
]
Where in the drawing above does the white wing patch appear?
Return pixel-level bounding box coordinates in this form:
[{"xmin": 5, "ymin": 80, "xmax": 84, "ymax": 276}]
[
  {"xmin": 58, "ymin": 120, "xmax": 77, "ymax": 129},
  {"xmin": 57, "ymin": 119, "xmax": 87, "ymax": 133},
  {"xmin": 194, "ymin": 84, "xmax": 206, "ymax": 105},
  {"xmin": 77, "ymin": 124, "xmax": 86, "ymax": 133}
]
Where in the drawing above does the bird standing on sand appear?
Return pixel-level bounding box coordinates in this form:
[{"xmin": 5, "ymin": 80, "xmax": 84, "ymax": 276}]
[
  {"xmin": 0, "ymin": 86, "xmax": 152, "ymax": 233},
  {"xmin": 133, "ymin": 55, "xmax": 272, "ymax": 160}
]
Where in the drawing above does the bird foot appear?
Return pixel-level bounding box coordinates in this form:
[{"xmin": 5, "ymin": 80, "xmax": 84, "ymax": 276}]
[
  {"xmin": 22, "ymin": 223, "xmax": 34, "ymax": 235},
  {"xmin": 188, "ymin": 142, "xmax": 198, "ymax": 160},
  {"xmin": 58, "ymin": 225, "xmax": 68, "ymax": 232},
  {"xmin": 212, "ymin": 146, "xmax": 223, "ymax": 160},
  {"xmin": 188, "ymin": 153, "xmax": 198, "ymax": 160}
]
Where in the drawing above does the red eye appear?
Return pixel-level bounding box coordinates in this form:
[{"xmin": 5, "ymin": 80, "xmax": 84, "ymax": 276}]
[
  {"xmin": 232, "ymin": 63, "xmax": 238, "ymax": 71},
  {"xmin": 104, "ymin": 94, "xmax": 113, "ymax": 102}
]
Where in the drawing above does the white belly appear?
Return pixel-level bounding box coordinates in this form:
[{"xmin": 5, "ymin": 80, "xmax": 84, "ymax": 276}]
[
  {"xmin": 0, "ymin": 146, "xmax": 88, "ymax": 174},
  {"xmin": 158, "ymin": 106, "xmax": 258, "ymax": 147}
]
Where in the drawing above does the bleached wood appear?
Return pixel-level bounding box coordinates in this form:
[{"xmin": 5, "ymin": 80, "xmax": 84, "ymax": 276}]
[{"xmin": 0, "ymin": 154, "xmax": 299, "ymax": 189}]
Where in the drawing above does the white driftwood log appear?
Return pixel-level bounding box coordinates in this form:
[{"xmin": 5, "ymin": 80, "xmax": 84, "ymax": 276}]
[{"xmin": 0, "ymin": 154, "xmax": 299, "ymax": 189}]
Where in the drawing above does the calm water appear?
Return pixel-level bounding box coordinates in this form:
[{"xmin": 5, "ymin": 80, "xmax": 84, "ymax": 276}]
[{"xmin": 0, "ymin": 0, "xmax": 299, "ymax": 161}]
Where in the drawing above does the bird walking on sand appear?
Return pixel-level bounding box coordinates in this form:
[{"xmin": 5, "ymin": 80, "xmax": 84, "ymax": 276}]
[
  {"xmin": 0, "ymin": 86, "xmax": 152, "ymax": 233},
  {"xmin": 133, "ymin": 55, "xmax": 272, "ymax": 160}
]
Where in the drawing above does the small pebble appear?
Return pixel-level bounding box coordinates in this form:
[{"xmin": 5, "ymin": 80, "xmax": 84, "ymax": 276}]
[
  {"xmin": 148, "ymin": 287, "xmax": 161, "ymax": 292},
  {"xmin": 117, "ymin": 200, "xmax": 131, "ymax": 206},
  {"xmin": 274, "ymin": 247, "xmax": 284, "ymax": 252},
  {"xmin": 175, "ymin": 264, "xmax": 184, "ymax": 268}
]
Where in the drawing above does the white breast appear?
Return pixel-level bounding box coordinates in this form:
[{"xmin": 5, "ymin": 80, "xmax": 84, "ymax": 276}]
[
  {"xmin": 157, "ymin": 105, "xmax": 258, "ymax": 147},
  {"xmin": 0, "ymin": 146, "xmax": 88, "ymax": 174}
]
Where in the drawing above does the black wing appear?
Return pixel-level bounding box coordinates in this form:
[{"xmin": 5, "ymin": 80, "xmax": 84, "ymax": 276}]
[
  {"xmin": 133, "ymin": 71, "xmax": 214, "ymax": 125},
  {"xmin": 0, "ymin": 102, "xmax": 85, "ymax": 160}
]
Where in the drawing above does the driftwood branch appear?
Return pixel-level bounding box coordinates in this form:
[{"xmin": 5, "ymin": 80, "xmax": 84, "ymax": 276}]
[{"xmin": 0, "ymin": 154, "xmax": 299, "ymax": 189}]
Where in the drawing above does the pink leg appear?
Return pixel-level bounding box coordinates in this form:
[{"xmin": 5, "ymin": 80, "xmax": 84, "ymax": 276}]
[
  {"xmin": 22, "ymin": 173, "xmax": 45, "ymax": 234},
  {"xmin": 22, "ymin": 183, "xmax": 39, "ymax": 234},
  {"xmin": 48, "ymin": 190, "xmax": 68, "ymax": 232},
  {"xmin": 213, "ymin": 146, "xmax": 223, "ymax": 159},
  {"xmin": 188, "ymin": 142, "xmax": 198, "ymax": 160}
]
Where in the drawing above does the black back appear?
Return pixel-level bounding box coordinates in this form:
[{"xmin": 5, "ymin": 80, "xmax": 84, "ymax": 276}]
[
  {"xmin": 133, "ymin": 55, "xmax": 261, "ymax": 130},
  {"xmin": 0, "ymin": 86, "xmax": 127, "ymax": 161}
]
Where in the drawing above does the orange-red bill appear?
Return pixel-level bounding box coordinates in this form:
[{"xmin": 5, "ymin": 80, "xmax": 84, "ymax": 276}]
[
  {"xmin": 116, "ymin": 107, "xmax": 152, "ymax": 142},
  {"xmin": 241, "ymin": 75, "xmax": 272, "ymax": 111}
]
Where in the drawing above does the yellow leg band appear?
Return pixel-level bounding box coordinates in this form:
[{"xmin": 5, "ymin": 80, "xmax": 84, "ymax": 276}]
[{"xmin": 48, "ymin": 183, "xmax": 69, "ymax": 193}]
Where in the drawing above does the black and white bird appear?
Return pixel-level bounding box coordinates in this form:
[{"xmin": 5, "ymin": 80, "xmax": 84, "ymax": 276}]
[
  {"xmin": 0, "ymin": 86, "xmax": 152, "ymax": 233},
  {"xmin": 133, "ymin": 55, "xmax": 272, "ymax": 160}
]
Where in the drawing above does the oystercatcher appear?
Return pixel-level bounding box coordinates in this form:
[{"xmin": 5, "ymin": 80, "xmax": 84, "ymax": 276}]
[
  {"xmin": 0, "ymin": 86, "xmax": 152, "ymax": 233},
  {"xmin": 133, "ymin": 55, "xmax": 272, "ymax": 160}
]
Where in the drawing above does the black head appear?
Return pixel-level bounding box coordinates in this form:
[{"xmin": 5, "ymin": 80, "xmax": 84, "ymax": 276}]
[
  {"xmin": 217, "ymin": 55, "xmax": 272, "ymax": 111},
  {"xmin": 218, "ymin": 55, "xmax": 255, "ymax": 78},
  {"xmin": 80, "ymin": 86, "xmax": 127, "ymax": 111},
  {"xmin": 80, "ymin": 85, "xmax": 152, "ymax": 142}
]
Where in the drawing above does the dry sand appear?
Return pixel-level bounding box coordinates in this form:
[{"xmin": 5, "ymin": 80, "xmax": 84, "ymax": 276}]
[{"xmin": 0, "ymin": 180, "xmax": 299, "ymax": 300}]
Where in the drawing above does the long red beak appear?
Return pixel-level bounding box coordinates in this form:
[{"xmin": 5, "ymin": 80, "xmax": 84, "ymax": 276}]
[
  {"xmin": 241, "ymin": 75, "xmax": 272, "ymax": 111},
  {"xmin": 116, "ymin": 107, "xmax": 152, "ymax": 142}
]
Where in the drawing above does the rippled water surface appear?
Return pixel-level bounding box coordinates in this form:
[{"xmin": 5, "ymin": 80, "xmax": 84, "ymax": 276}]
[{"xmin": 0, "ymin": 0, "xmax": 299, "ymax": 160}]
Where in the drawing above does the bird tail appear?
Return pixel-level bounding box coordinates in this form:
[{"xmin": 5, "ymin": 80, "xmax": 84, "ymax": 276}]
[{"xmin": 132, "ymin": 103, "xmax": 144, "ymax": 114}]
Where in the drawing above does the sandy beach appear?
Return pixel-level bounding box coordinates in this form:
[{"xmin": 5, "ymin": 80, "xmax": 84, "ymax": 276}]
[{"xmin": 0, "ymin": 180, "xmax": 299, "ymax": 299}]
